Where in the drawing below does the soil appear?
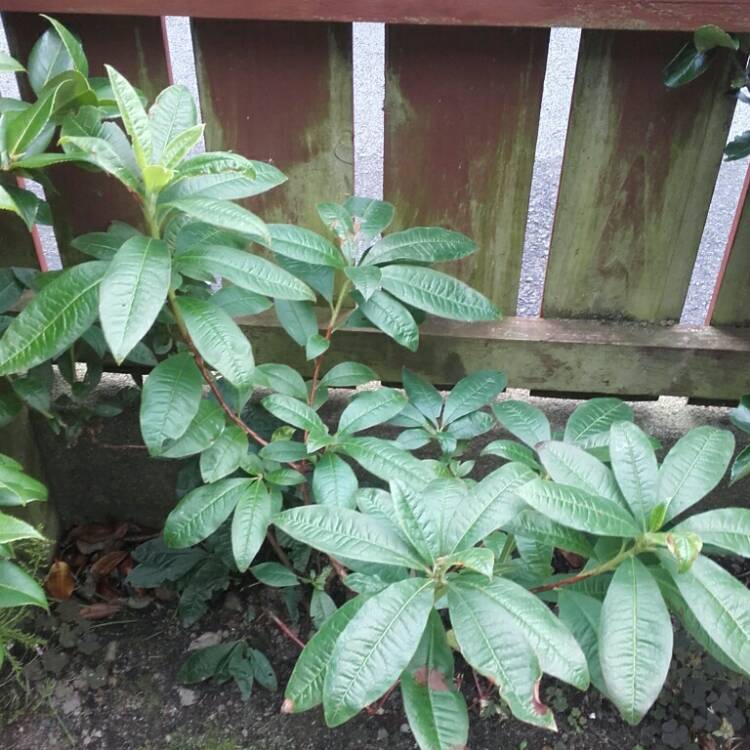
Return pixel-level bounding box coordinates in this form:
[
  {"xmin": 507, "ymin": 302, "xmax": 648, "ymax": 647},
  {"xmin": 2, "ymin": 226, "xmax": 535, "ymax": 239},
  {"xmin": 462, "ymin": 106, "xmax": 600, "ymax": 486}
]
[{"xmin": 2, "ymin": 576, "xmax": 749, "ymax": 750}]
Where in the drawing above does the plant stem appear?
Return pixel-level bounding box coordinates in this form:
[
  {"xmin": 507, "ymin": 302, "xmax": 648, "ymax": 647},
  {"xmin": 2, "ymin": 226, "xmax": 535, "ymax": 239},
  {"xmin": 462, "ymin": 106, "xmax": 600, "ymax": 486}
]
[
  {"xmin": 265, "ymin": 527, "xmax": 295, "ymax": 572},
  {"xmin": 266, "ymin": 610, "xmax": 305, "ymax": 649}
]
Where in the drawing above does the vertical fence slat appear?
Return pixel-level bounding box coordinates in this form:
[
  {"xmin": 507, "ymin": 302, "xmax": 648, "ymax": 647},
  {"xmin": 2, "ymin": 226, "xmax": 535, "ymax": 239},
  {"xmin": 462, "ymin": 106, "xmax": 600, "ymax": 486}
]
[
  {"xmin": 708, "ymin": 165, "xmax": 750, "ymax": 326},
  {"xmin": 191, "ymin": 19, "xmax": 353, "ymax": 227},
  {"xmin": 383, "ymin": 25, "xmax": 549, "ymax": 314},
  {"xmin": 543, "ymin": 30, "xmax": 736, "ymax": 322},
  {"xmin": 3, "ymin": 12, "xmax": 170, "ymax": 265}
]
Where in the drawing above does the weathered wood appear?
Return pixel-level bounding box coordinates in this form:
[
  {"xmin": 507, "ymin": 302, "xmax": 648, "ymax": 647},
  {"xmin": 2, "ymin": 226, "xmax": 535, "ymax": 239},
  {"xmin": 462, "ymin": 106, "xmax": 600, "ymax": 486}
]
[
  {"xmin": 708, "ymin": 164, "xmax": 750, "ymax": 326},
  {"xmin": 241, "ymin": 312, "xmax": 750, "ymax": 400},
  {"xmin": 543, "ymin": 29, "xmax": 737, "ymax": 322},
  {"xmin": 384, "ymin": 25, "xmax": 548, "ymax": 313},
  {"xmin": 0, "ymin": 1, "xmax": 748, "ymax": 32},
  {"xmin": 3, "ymin": 12, "xmax": 170, "ymax": 265},
  {"xmin": 191, "ymin": 19, "xmax": 352, "ymax": 227}
]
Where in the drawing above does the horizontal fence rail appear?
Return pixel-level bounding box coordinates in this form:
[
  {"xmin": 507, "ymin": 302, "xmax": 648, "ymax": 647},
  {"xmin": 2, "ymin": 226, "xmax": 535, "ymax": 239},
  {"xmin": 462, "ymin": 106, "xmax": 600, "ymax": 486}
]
[{"xmin": 0, "ymin": 2, "xmax": 749, "ymax": 400}]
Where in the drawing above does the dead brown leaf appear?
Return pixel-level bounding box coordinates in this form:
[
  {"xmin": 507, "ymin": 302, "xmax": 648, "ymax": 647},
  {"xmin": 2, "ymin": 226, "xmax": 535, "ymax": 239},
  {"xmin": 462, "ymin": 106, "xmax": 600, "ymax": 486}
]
[
  {"xmin": 78, "ymin": 602, "xmax": 122, "ymax": 620},
  {"xmin": 90, "ymin": 551, "xmax": 127, "ymax": 580},
  {"xmin": 45, "ymin": 561, "xmax": 75, "ymax": 600}
]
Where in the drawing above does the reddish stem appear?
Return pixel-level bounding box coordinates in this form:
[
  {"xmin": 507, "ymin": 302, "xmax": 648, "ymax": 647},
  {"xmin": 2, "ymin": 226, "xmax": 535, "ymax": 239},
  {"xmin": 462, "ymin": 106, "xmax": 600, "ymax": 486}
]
[
  {"xmin": 266, "ymin": 610, "xmax": 306, "ymax": 649},
  {"xmin": 530, "ymin": 569, "xmax": 596, "ymax": 594}
]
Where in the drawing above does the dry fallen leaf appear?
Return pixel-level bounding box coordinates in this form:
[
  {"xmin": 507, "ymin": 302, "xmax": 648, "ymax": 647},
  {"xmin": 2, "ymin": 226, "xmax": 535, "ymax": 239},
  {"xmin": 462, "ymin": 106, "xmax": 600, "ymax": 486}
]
[
  {"xmin": 90, "ymin": 550, "xmax": 127, "ymax": 580},
  {"xmin": 45, "ymin": 560, "xmax": 76, "ymax": 600},
  {"xmin": 78, "ymin": 602, "xmax": 122, "ymax": 620}
]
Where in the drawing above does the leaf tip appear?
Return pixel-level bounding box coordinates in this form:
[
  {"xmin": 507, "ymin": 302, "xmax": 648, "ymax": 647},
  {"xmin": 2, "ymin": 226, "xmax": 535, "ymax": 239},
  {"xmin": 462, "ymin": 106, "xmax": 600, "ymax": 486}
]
[{"xmin": 280, "ymin": 698, "xmax": 294, "ymax": 714}]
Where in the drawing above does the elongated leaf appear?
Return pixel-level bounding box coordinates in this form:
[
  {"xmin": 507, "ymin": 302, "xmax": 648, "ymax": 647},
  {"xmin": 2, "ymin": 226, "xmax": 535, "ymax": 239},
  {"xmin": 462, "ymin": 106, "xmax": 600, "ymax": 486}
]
[
  {"xmin": 518, "ymin": 478, "xmax": 640, "ymax": 537},
  {"xmin": 167, "ymin": 198, "xmax": 270, "ymax": 246},
  {"xmin": 663, "ymin": 43, "xmax": 712, "ymax": 87},
  {"xmin": 274, "ymin": 505, "xmax": 425, "ymax": 569},
  {"xmin": 453, "ymin": 462, "xmax": 537, "ymax": 551},
  {"xmin": 344, "ymin": 265, "xmax": 381, "ymax": 301},
  {"xmin": 381, "ymin": 265, "xmax": 499, "ymax": 322},
  {"xmin": 99, "ymin": 236, "xmax": 170, "ymax": 363},
  {"xmin": 0, "ymin": 262, "xmax": 107, "ymax": 376},
  {"xmin": 0, "ymin": 559, "xmax": 47, "ymax": 609},
  {"xmin": 672, "ymin": 507, "xmax": 750, "ymax": 557},
  {"xmin": 0, "ymin": 511, "xmax": 44, "ymax": 543},
  {"xmin": 354, "ymin": 289, "xmax": 419, "ymax": 351},
  {"xmin": 662, "ymin": 552, "xmax": 750, "ymax": 674},
  {"xmin": 165, "ymin": 477, "xmax": 252, "ymax": 548},
  {"xmin": 324, "ymin": 577, "xmax": 434, "ymax": 726},
  {"xmin": 5, "ymin": 86, "xmax": 58, "ymax": 161},
  {"xmin": 659, "ymin": 427, "xmax": 734, "ymax": 522},
  {"xmin": 564, "ymin": 398, "xmax": 633, "ymax": 446},
  {"xmin": 199, "ymin": 424, "xmax": 247, "ymax": 483},
  {"xmin": 262, "ymin": 394, "xmax": 326, "ymax": 434},
  {"xmin": 27, "ymin": 25, "xmax": 76, "ymax": 95},
  {"xmin": 337, "ymin": 388, "xmax": 406, "ymax": 435},
  {"xmin": 41, "ymin": 16, "xmax": 88, "ymax": 77},
  {"xmin": 401, "ymin": 609, "xmax": 469, "ymax": 750},
  {"xmin": 254, "ymin": 364, "xmax": 307, "ymax": 400},
  {"xmin": 448, "ymin": 579, "xmax": 555, "ymax": 729},
  {"xmin": 0, "ymin": 464, "xmax": 47, "ymax": 507},
  {"xmin": 402, "ymin": 367, "xmax": 443, "ymax": 424},
  {"xmin": 492, "ymin": 400, "xmax": 550, "ymax": 447},
  {"xmin": 482, "ymin": 440, "xmax": 541, "ymax": 471},
  {"xmin": 149, "ymin": 84, "xmax": 197, "ymax": 164},
  {"xmin": 538, "ymin": 441, "xmax": 625, "ymax": 508},
  {"xmin": 274, "ymin": 299, "xmax": 317, "ymax": 347},
  {"xmin": 320, "ymin": 362, "xmax": 377, "ymax": 388},
  {"xmin": 338, "ymin": 436, "xmax": 433, "ymax": 488},
  {"xmin": 506, "ymin": 509, "xmax": 594, "ymax": 557},
  {"xmin": 178, "ymin": 296, "xmax": 254, "ymax": 389},
  {"xmin": 312, "ymin": 453, "xmax": 358, "ymax": 509},
  {"xmin": 344, "ymin": 197, "xmax": 394, "ymax": 241},
  {"xmin": 105, "ymin": 65, "xmax": 151, "ymax": 167},
  {"xmin": 600, "ymin": 558, "xmax": 672, "ymax": 724},
  {"xmin": 139, "ymin": 353, "xmax": 203, "ymax": 455},
  {"xmin": 364, "ymin": 227, "xmax": 476, "ymax": 266},
  {"xmin": 730, "ymin": 445, "xmax": 750, "ymax": 485},
  {"xmin": 176, "ymin": 245, "xmax": 314, "ymax": 301},
  {"xmin": 160, "ymin": 399, "xmax": 225, "ymax": 458},
  {"xmin": 231, "ymin": 479, "xmax": 273, "ymax": 572},
  {"xmin": 210, "ymin": 286, "xmax": 271, "ymax": 318},
  {"xmin": 269, "ymin": 225, "xmax": 344, "ymax": 268},
  {"xmin": 443, "ymin": 371, "xmax": 506, "ymax": 425},
  {"xmin": 558, "ymin": 591, "xmax": 607, "ymax": 695},
  {"xmin": 0, "ymin": 51, "xmax": 23, "ymax": 73},
  {"xmin": 458, "ymin": 574, "xmax": 589, "ymax": 689},
  {"xmin": 609, "ymin": 422, "xmax": 658, "ymax": 527},
  {"xmin": 60, "ymin": 135, "xmax": 141, "ymax": 192},
  {"xmin": 283, "ymin": 595, "xmax": 368, "ymax": 713}
]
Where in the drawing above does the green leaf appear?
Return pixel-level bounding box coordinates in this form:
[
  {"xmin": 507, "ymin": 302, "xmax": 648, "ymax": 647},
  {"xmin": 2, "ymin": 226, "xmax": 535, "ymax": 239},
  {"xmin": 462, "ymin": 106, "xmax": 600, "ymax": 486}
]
[
  {"xmin": 254, "ymin": 363, "xmax": 307, "ymax": 400},
  {"xmin": 0, "ymin": 51, "xmax": 24, "ymax": 73},
  {"xmin": 0, "ymin": 185, "xmax": 48, "ymax": 231},
  {"xmin": 518, "ymin": 478, "xmax": 640, "ymax": 537},
  {"xmin": 316, "ymin": 201, "xmax": 354, "ymax": 239},
  {"xmin": 274, "ymin": 299, "xmax": 317, "ymax": 347},
  {"xmin": 447, "ymin": 578, "xmax": 555, "ymax": 729},
  {"xmin": 310, "ymin": 589, "xmax": 337, "ymax": 630},
  {"xmin": 0, "ymin": 464, "xmax": 47, "ymax": 507},
  {"xmin": 659, "ymin": 426, "xmax": 734, "ymax": 522},
  {"xmin": 459, "ymin": 574, "xmax": 589, "ymax": 689},
  {"xmin": 402, "ymin": 368, "xmax": 442, "ymax": 425},
  {"xmin": 200, "ymin": 425, "xmax": 248, "ymax": 483},
  {"xmin": 160, "ymin": 399, "xmax": 225, "ymax": 459},
  {"xmin": 105, "ymin": 65, "xmax": 151, "ymax": 167},
  {"xmin": 441, "ymin": 547, "xmax": 494, "ymax": 579},
  {"xmin": 232, "ymin": 480, "xmax": 274, "ymax": 573},
  {"xmin": 558, "ymin": 591, "xmax": 607, "ymax": 695},
  {"xmin": 139, "ymin": 353, "xmax": 203, "ymax": 455},
  {"xmin": 320, "ymin": 362, "xmax": 377, "ymax": 388},
  {"xmin": 148, "ymin": 84, "xmax": 198, "ymax": 164},
  {"xmin": 663, "ymin": 43, "xmax": 712, "ymax": 87},
  {"xmin": 337, "ymin": 388, "xmax": 406, "ymax": 435},
  {"xmin": 323, "ymin": 577, "xmax": 434, "ymax": 726},
  {"xmin": 694, "ymin": 24, "xmax": 738, "ymax": 51},
  {"xmin": 662, "ymin": 553, "xmax": 750, "ymax": 675},
  {"xmin": 731, "ymin": 444, "xmax": 750, "ymax": 484},
  {"xmin": 177, "ymin": 641, "xmax": 236, "ymax": 684},
  {"xmin": 60, "ymin": 135, "xmax": 141, "ymax": 193},
  {"xmin": 0, "ymin": 559, "xmax": 47, "ymax": 609},
  {"xmin": 269, "ymin": 225, "xmax": 344, "ymax": 268},
  {"xmin": 364, "ymin": 226, "xmax": 476, "ymax": 266},
  {"xmin": 312, "ymin": 453, "xmax": 358, "ymax": 509},
  {"xmin": 725, "ymin": 131, "xmax": 750, "ymax": 162},
  {"xmin": 262, "ymin": 394, "xmax": 326, "ymax": 434},
  {"xmin": 672, "ymin": 507, "xmax": 750, "ymax": 557},
  {"xmin": 274, "ymin": 505, "xmax": 426, "ymax": 570},
  {"xmin": 0, "ymin": 269, "xmax": 23, "ymax": 315},
  {"xmin": 481, "ymin": 440, "xmax": 541, "ymax": 471},
  {"xmin": 343, "ymin": 197, "xmax": 394, "ymax": 241},
  {"xmin": 275, "ymin": 255, "xmax": 333, "ymax": 303},
  {"xmin": 443, "ymin": 371, "xmax": 505, "ymax": 425},
  {"xmin": 41, "ymin": 16, "xmax": 88, "ymax": 77},
  {"xmin": 537, "ymin": 441, "xmax": 625, "ymax": 508},
  {"xmin": 564, "ymin": 398, "xmax": 633, "ymax": 446},
  {"xmin": 0, "ymin": 511, "xmax": 44, "ymax": 543},
  {"xmin": 401, "ymin": 610, "xmax": 469, "ymax": 750},
  {"xmin": 344, "ymin": 265, "xmax": 381, "ymax": 300},
  {"xmin": 354, "ymin": 289, "xmax": 419, "ymax": 351},
  {"xmin": 337, "ymin": 436, "xmax": 434, "ymax": 488},
  {"xmin": 0, "ymin": 262, "xmax": 107, "ymax": 376},
  {"xmin": 283, "ymin": 595, "xmax": 368, "ymax": 713},
  {"xmin": 250, "ymin": 561, "xmax": 299, "ymax": 588},
  {"xmin": 167, "ymin": 198, "xmax": 270, "ymax": 246},
  {"xmin": 176, "ymin": 245, "xmax": 314, "ymax": 301},
  {"xmin": 178, "ymin": 296, "xmax": 254, "ymax": 389},
  {"xmin": 27, "ymin": 25, "xmax": 77, "ymax": 95},
  {"xmin": 506, "ymin": 510, "xmax": 594, "ymax": 557},
  {"xmin": 730, "ymin": 395, "xmax": 750, "ymax": 433},
  {"xmin": 380, "ymin": 265, "xmax": 499, "ymax": 322},
  {"xmin": 453, "ymin": 462, "xmax": 536, "ymax": 550},
  {"xmin": 600, "ymin": 558, "xmax": 673, "ymax": 724},
  {"xmin": 99, "ymin": 236, "xmax": 170, "ymax": 364},
  {"xmin": 492, "ymin": 400, "xmax": 550, "ymax": 448},
  {"xmin": 609, "ymin": 422, "xmax": 658, "ymax": 527},
  {"xmin": 71, "ymin": 223, "xmax": 136, "ymax": 261},
  {"xmin": 164, "ymin": 477, "xmax": 253, "ymax": 548},
  {"xmin": 5, "ymin": 86, "xmax": 58, "ymax": 161},
  {"xmin": 210, "ymin": 286, "xmax": 271, "ymax": 318},
  {"xmin": 260, "ymin": 440, "xmax": 308, "ymax": 463}
]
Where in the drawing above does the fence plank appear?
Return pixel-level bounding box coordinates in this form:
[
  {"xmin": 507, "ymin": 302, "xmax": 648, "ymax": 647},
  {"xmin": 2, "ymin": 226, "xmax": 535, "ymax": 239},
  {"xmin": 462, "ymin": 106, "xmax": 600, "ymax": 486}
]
[
  {"xmin": 244, "ymin": 312, "xmax": 750, "ymax": 400},
  {"xmin": 0, "ymin": 1, "xmax": 748, "ymax": 33},
  {"xmin": 3, "ymin": 12, "xmax": 170, "ymax": 265},
  {"xmin": 383, "ymin": 25, "xmax": 548, "ymax": 314},
  {"xmin": 543, "ymin": 30, "xmax": 736, "ymax": 322},
  {"xmin": 191, "ymin": 19, "xmax": 353, "ymax": 227},
  {"xmin": 708, "ymin": 165, "xmax": 750, "ymax": 326}
]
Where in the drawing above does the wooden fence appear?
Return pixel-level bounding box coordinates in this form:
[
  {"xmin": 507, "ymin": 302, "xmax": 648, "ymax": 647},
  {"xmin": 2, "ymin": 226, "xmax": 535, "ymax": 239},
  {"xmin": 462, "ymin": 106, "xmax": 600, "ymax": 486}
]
[{"xmin": 1, "ymin": 1, "xmax": 750, "ymax": 400}]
